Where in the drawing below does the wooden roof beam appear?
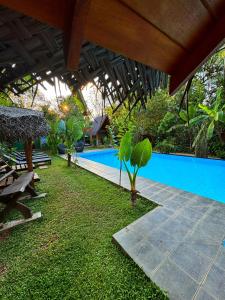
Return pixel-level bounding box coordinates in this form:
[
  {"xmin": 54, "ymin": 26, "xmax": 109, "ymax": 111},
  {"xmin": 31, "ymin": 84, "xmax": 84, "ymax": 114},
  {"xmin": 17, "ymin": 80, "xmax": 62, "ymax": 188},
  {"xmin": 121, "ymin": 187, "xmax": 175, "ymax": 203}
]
[
  {"xmin": 169, "ymin": 10, "xmax": 225, "ymax": 95},
  {"xmin": 64, "ymin": 0, "xmax": 90, "ymax": 71},
  {"xmin": 0, "ymin": 0, "xmax": 71, "ymax": 29}
]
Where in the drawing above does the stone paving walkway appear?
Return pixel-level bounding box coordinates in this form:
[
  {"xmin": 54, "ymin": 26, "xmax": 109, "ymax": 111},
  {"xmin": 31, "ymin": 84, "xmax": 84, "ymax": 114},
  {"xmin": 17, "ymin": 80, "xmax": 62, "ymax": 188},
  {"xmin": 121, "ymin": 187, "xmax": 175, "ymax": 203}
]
[{"xmin": 61, "ymin": 154, "xmax": 225, "ymax": 300}]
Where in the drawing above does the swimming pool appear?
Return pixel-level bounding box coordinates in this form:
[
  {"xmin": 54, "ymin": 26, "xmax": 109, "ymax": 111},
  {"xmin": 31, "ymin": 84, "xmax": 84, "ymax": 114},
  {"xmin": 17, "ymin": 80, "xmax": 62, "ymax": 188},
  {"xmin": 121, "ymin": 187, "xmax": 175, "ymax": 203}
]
[{"xmin": 79, "ymin": 149, "xmax": 225, "ymax": 203}]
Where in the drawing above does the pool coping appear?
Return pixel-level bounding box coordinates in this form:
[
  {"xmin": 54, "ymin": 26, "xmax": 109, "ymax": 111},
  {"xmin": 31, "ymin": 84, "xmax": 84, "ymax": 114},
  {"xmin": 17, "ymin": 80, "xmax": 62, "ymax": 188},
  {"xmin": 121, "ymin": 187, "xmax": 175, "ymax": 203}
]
[
  {"xmin": 60, "ymin": 154, "xmax": 225, "ymax": 300},
  {"xmin": 83, "ymin": 147, "xmax": 225, "ymax": 161}
]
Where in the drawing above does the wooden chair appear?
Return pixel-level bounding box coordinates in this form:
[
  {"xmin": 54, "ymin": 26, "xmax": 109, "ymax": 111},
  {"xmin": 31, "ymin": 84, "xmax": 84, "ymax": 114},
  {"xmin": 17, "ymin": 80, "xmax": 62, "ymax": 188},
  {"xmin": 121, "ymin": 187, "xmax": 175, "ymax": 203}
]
[
  {"xmin": 0, "ymin": 159, "xmax": 39, "ymax": 188},
  {"xmin": 0, "ymin": 172, "xmax": 42, "ymax": 232}
]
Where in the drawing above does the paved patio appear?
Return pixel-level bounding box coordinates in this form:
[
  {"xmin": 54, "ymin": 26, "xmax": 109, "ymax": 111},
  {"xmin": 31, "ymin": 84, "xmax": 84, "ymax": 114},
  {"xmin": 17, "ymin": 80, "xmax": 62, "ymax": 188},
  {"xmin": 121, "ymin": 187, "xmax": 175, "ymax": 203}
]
[{"xmin": 62, "ymin": 153, "xmax": 225, "ymax": 300}]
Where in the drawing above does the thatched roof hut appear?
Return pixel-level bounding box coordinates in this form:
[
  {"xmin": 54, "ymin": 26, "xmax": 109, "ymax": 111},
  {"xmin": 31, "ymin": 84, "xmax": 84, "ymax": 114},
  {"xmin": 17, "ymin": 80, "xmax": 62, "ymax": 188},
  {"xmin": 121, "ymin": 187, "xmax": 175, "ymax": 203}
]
[
  {"xmin": 90, "ymin": 115, "xmax": 110, "ymax": 145},
  {"xmin": 0, "ymin": 106, "xmax": 49, "ymax": 143},
  {"xmin": 0, "ymin": 106, "xmax": 49, "ymax": 172}
]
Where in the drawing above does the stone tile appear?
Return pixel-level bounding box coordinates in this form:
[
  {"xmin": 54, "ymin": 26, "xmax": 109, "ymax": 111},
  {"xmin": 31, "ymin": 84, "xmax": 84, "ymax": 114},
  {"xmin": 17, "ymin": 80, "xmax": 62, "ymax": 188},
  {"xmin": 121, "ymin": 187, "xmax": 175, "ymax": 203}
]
[
  {"xmin": 206, "ymin": 207, "xmax": 225, "ymax": 226},
  {"xmin": 203, "ymin": 264, "xmax": 225, "ymax": 299},
  {"xmin": 195, "ymin": 289, "xmax": 216, "ymax": 300},
  {"xmin": 152, "ymin": 182, "xmax": 168, "ymax": 189},
  {"xmin": 173, "ymin": 213, "xmax": 197, "ymax": 228},
  {"xmin": 214, "ymin": 247, "xmax": 225, "ymax": 271},
  {"xmin": 113, "ymin": 227, "xmax": 143, "ymax": 251},
  {"xmin": 170, "ymin": 194, "xmax": 190, "ymax": 204},
  {"xmin": 185, "ymin": 230, "xmax": 221, "ymax": 248},
  {"xmin": 179, "ymin": 206, "xmax": 208, "ymax": 223},
  {"xmin": 150, "ymin": 190, "xmax": 174, "ymax": 203},
  {"xmin": 165, "ymin": 186, "xmax": 183, "ymax": 195},
  {"xmin": 178, "ymin": 190, "xmax": 196, "ymax": 199},
  {"xmin": 136, "ymin": 178, "xmax": 156, "ymax": 190},
  {"xmin": 146, "ymin": 228, "xmax": 180, "ymax": 254},
  {"xmin": 129, "ymin": 207, "xmax": 173, "ymax": 234},
  {"xmin": 152, "ymin": 259, "xmax": 198, "ymax": 300},
  {"xmin": 192, "ymin": 218, "xmax": 225, "ymax": 243},
  {"xmin": 129, "ymin": 239, "xmax": 165, "ymax": 275},
  {"xmin": 212, "ymin": 201, "xmax": 225, "ymax": 209},
  {"xmin": 159, "ymin": 216, "xmax": 192, "ymax": 240},
  {"xmin": 170, "ymin": 243, "xmax": 212, "ymax": 283},
  {"xmin": 163, "ymin": 198, "xmax": 186, "ymax": 210},
  {"xmin": 141, "ymin": 185, "xmax": 162, "ymax": 194},
  {"xmin": 188, "ymin": 196, "xmax": 214, "ymax": 207},
  {"xmin": 186, "ymin": 241, "xmax": 220, "ymax": 260},
  {"xmin": 193, "ymin": 195, "xmax": 214, "ymax": 202}
]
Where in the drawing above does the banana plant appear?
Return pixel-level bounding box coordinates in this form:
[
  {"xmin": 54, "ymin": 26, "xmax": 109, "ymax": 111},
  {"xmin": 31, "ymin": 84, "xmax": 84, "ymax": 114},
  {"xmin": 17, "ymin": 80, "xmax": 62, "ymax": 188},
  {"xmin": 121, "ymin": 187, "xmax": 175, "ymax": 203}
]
[
  {"xmin": 190, "ymin": 90, "xmax": 225, "ymax": 144},
  {"xmin": 118, "ymin": 132, "xmax": 152, "ymax": 207}
]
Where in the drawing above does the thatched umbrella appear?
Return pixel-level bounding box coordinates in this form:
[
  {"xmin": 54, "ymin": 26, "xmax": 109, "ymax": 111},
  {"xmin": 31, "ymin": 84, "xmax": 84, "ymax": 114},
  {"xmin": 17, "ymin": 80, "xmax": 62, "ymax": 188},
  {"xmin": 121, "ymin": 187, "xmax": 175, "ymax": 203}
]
[{"xmin": 0, "ymin": 106, "xmax": 49, "ymax": 173}]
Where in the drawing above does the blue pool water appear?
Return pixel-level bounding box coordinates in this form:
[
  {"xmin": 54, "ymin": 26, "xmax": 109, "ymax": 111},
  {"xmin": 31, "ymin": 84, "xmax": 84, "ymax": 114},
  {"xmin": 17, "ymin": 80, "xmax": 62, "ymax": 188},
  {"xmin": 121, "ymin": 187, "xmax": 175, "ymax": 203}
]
[{"xmin": 79, "ymin": 149, "xmax": 225, "ymax": 203}]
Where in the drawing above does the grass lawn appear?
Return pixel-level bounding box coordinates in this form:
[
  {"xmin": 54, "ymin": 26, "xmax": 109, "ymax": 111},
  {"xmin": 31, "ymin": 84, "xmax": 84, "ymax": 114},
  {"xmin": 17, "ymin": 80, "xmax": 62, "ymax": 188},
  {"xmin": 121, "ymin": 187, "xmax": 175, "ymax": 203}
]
[{"xmin": 0, "ymin": 157, "xmax": 167, "ymax": 300}]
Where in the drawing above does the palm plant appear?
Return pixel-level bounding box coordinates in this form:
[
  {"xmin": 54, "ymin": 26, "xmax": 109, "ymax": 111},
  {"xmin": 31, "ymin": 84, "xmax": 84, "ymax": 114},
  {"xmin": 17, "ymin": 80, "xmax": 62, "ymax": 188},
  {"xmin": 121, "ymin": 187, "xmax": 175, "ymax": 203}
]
[{"xmin": 118, "ymin": 132, "xmax": 152, "ymax": 207}]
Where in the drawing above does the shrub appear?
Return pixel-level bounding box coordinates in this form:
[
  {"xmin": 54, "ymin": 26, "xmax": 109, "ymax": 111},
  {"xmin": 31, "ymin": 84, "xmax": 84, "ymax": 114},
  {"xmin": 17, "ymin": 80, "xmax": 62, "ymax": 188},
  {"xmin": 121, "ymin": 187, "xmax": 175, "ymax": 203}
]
[
  {"xmin": 215, "ymin": 150, "xmax": 225, "ymax": 159},
  {"xmin": 154, "ymin": 140, "xmax": 175, "ymax": 154}
]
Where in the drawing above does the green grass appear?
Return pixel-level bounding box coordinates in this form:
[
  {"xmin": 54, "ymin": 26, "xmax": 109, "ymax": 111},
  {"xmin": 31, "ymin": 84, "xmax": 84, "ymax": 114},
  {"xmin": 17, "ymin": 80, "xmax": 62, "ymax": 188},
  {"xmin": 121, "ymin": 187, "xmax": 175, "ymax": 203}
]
[{"xmin": 0, "ymin": 157, "xmax": 167, "ymax": 300}]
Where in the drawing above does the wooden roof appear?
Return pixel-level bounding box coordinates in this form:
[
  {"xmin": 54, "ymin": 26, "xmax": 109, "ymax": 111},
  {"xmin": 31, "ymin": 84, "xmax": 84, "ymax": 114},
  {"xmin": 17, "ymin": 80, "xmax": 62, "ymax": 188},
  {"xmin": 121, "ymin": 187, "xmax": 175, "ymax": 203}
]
[{"xmin": 0, "ymin": 0, "xmax": 225, "ymax": 96}]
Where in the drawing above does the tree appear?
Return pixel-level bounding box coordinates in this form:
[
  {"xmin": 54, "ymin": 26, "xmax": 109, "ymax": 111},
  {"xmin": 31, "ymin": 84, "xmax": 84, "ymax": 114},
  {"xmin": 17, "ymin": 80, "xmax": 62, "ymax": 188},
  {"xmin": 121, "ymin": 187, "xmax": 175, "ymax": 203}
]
[
  {"xmin": 59, "ymin": 93, "xmax": 87, "ymax": 118},
  {"xmin": 118, "ymin": 132, "xmax": 152, "ymax": 207},
  {"xmin": 47, "ymin": 119, "xmax": 61, "ymax": 155},
  {"xmin": 106, "ymin": 103, "xmax": 136, "ymax": 142},
  {"xmin": 133, "ymin": 89, "xmax": 176, "ymax": 144}
]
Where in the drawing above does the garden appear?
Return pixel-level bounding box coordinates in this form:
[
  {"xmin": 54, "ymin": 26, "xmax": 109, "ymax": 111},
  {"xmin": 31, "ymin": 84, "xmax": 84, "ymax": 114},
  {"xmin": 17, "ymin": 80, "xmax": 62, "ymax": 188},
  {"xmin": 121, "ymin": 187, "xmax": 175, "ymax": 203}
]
[{"xmin": 0, "ymin": 2, "xmax": 225, "ymax": 299}]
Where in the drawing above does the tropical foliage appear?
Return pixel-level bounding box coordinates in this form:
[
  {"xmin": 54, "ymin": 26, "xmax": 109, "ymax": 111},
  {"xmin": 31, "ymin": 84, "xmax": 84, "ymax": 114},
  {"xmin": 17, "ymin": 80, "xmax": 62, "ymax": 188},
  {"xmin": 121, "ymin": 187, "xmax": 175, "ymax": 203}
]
[
  {"xmin": 47, "ymin": 119, "xmax": 61, "ymax": 155},
  {"xmin": 46, "ymin": 107, "xmax": 84, "ymax": 166},
  {"xmin": 64, "ymin": 116, "xmax": 84, "ymax": 166},
  {"xmin": 118, "ymin": 132, "xmax": 152, "ymax": 207},
  {"xmin": 104, "ymin": 47, "xmax": 225, "ymax": 159}
]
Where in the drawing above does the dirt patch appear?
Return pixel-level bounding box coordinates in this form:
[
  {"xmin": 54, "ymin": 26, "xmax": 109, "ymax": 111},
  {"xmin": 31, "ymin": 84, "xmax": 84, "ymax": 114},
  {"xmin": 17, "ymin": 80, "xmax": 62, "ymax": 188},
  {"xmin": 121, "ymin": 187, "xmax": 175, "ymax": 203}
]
[
  {"xmin": 40, "ymin": 233, "xmax": 59, "ymax": 250},
  {"xmin": 0, "ymin": 264, "xmax": 7, "ymax": 276},
  {"xmin": 0, "ymin": 229, "xmax": 11, "ymax": 241}
]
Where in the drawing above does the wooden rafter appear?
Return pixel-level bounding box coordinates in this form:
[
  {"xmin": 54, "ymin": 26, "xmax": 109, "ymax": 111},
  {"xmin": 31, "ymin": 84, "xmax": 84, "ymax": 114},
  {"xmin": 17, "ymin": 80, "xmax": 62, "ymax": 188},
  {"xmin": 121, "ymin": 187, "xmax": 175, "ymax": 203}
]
[{"xmin": 65, "ymin": 0, "xmax": 90, "ymax": 71}]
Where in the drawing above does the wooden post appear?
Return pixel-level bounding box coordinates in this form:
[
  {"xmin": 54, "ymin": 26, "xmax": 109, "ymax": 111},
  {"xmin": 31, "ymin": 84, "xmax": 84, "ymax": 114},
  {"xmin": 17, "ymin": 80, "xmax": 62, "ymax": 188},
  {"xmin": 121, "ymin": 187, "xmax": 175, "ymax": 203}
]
[
  {"xmin": 25, "ymin": 138, "xmax": 34, "ymax": 186},
  {"xmin": 25, "ymin": 138, "xmax": 33, "ymax": 172}
]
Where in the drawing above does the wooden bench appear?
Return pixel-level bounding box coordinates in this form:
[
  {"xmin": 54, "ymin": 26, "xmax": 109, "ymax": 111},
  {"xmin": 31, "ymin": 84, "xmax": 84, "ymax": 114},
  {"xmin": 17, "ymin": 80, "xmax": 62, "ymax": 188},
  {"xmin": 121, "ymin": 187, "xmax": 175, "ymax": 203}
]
[
  {"xmin": 0, "ymin": 172, "xmax": 42, "ymax": 232},
  {"xmin": 0, "ymin": 159, "xmax": 39, "ymax": 187}
]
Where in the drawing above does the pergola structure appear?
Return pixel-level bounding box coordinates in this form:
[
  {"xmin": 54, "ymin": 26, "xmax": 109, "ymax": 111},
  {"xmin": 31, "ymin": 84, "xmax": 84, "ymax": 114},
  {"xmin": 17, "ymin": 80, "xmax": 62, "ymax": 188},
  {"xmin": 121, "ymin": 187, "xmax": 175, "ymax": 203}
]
[{"xmin": 0, "ymin": 0, "xmax": 224, "ymax": 106}]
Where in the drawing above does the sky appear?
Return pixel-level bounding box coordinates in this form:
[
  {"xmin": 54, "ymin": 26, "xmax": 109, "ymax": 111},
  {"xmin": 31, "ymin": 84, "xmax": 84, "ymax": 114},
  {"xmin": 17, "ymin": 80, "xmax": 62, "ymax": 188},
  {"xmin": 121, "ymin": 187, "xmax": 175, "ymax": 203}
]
[{"xmin": 39, "ymin": 80, "xmax": 71, "ymax": 101}]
